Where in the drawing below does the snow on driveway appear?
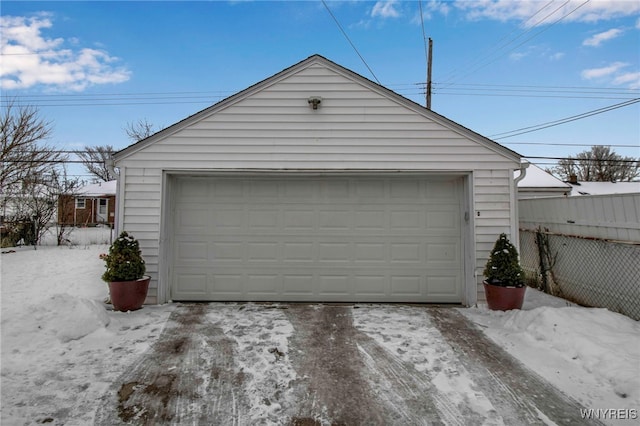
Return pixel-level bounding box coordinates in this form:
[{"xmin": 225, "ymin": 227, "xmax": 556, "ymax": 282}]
[{"xmin": 1, "ymin": 244, "xmax": 638, "ymax": 425}]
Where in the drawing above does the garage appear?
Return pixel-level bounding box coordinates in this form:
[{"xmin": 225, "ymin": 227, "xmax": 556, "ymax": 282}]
[
  {"xmin": 170, "ymin": 174, "xmax": 464, "ymax": 303},
  {"xmin": 113, "ymin": 55, "xmax": 524, "ymax": 306}
]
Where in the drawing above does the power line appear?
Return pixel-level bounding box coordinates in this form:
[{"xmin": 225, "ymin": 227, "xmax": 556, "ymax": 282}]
[
  {"xmin": 438, "ymin": 0, "xmax": 557, "ymax": 85},
  {"xmin": 440, "ymin": 0, "xmax": 591, "ymax": 87},
  {"xmin": 491, "ymin": 98, "xmax": 640, "ymax": 139},
  {"xmin": 501, "ymin": 142, "xmax": 639, "ymax": 148},
  {"xmin": 430, "ymin": 92, "xmax": 635, "ymax": 100},
  {"xmin": 524, "ymin": 155, "xmax": 639, "ymax": 163},
  {"xmin": 3, "ymin": 81, "xmax": 636, "ymax": 108},
  {"xmin": 321, "ymin": 0, "xmax": 381, "ymax": 85}
]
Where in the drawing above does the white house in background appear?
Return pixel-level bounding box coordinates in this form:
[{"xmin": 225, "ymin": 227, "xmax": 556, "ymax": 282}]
[
  {"xmin": 112, "ymin": 54, "xmax": 526, "ymax": 306},
  {"xmin": 566, "ymin": 180, "xmax": 640, "ymax": 196},
  {"xmin": 516, "ymin": 164, "xmax": 572, "ymax": 199}
]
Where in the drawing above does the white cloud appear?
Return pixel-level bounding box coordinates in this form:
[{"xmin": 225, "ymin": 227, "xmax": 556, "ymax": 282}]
[
  {"xmin": 583, "ymin": 28, "xmax": 623, "ymax": 47},
  {"xmin": 0, "ymin": 15, "xmax": 130, "ymax": 91},
  {"xmin": 454, "ymin": 0, "xmax": 640, "ymax": 27},
  {"xmin": 612, "ymin": 72, "xmax": 640, "ymax": 89},
  {"xmin": 371, "ymin": 1, "xmax": 401, "ymax": 19},
  {"xmin": 581, "ymin": 62, "xmax": 628, "ymax": 79},
  {"xmin": 549, "ymin": 52, "xmax": 565, "ymax": 61},
  {"xmin": 636, "ymin": 17, "xmax": 640, "ymax": 29},
  {"xmin": 413, "ymin": 0, "xmax": 450, "ymax": 22}
]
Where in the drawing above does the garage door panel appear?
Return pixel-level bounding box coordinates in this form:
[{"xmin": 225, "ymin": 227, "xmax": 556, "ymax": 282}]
[
  {"xmin": 212, "ymin": 242, "xmax": 243, "ymax": 261},
  {"xmin": 427, "ymin": 243, "xmax": 460, "ymax": 263},
  {"xmin": 321, "ymin": 179, "xmax": 351, "ymax": 197},
  {"xmin": 283, "ymin": 242, "xmax": 315, "ymax": 261},
  {"xmin": 208, "ymin": 208, "xmax": 245, "ymax": 231},
  {"xmin": 390, "ymin": 243, "xmax": 422, "ymax": 263},
  {"xmin": 427, "ymin": 276, "xmax": 460, "ymax": 297},
  {"xmin": 318, "ymin": 210, "xmax": 352, "ymax": 230},
  {"xmin": 211, "ymin": 274, "xmax": 244, "ymax": 295},
  {"xmin": 390, "ymin": 276, "xmax": 423, "ymax": 295},
  {"xmin": 390, "ymin": 210, "xmax": 422, "ymax": 230},
  {"xmin": 354, "ymin": 210, "xmax": 386, "ymax": 230},
  {"xmin": 247, "ymin": 242, "xmax": 280, "ymax": 262},
  {"xmin": 319, "ymin": 275, "xmax": 351, "ymax": 295},
  {"xmin": 282, "ymin": 210, "xmax": 316, "ymax": 230},
  {"xmin": 247, "ymin": 275, "xmax": 280, "ymax": 294},
  {"xmin": 426, "ymin": 179, "xmax": 459, "ymax": 199},
  {"xmin": 355, "ymin": 180, "xmax": 386, "ymax": 198},
  {"xmin": 354, "ymin": 276, "xmax": 387, "ymax": 295},
  {"xmin": 175, "ymin": 273, "xmax": 207, "ymax": 294},
  {"xmin": 248, "ymin": 209, "xmax": 279, "ymax": 229},
  {"xmin": 283, "ymin": 275, "xmax": 315, "ymax": 295},
  {"xmin": 354, "ymin": 243, "xmax": 386, "ymax": 262},
  {"xmin": 390, "ymin": 180, "xmax": 420, "ymax": 198},
  {"xmin": 175, "ymin": 241, "xmax": 208, "ymax": 262},
  {"xmin": 318, "ymin": 243, "xmax": 351, "ymax": 262},
  {"xmin": 171, "ymin": 175, "xmax": 463, "ymax": 302}
]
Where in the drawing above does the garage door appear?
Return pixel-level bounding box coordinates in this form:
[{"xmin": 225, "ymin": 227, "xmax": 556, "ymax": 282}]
[{"xmin": 170, "ymin": 175, "xmax": 463, "ymax": 302}]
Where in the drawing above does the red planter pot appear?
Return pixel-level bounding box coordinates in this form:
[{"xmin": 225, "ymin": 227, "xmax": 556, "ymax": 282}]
[
  {"xmin": 483, "ymin": 281, "xmax": 526, "ymax": 311},
  {"xmin": 108, "ymin": 276, "xmax": 150, "ymax": 312}
]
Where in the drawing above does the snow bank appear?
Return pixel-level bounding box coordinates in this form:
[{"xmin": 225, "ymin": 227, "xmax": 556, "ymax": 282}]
[
  {"xmin": 501, "ymin": 306, "xmax": 640, "ymax": 400},
  {"xmin": 35, "ymin": 294, "xmax": 111, "ymax": 343},
  {"xmin": 1, "ymin": 243, "xmax": 174, "ymax": 425},
  {"xmin": 463, "ymin": 289, "xmax": 640, "ymax": 419}
]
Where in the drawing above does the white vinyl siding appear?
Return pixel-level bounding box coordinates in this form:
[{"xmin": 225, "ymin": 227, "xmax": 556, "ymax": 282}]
[{"xmin": 115, "ymin": 58, "xmax": 520, "ymax": 305}]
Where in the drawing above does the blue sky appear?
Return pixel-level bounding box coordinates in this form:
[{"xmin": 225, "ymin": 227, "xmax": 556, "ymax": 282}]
[{"xmin": 2, "ymin": 1, "xmax": 639, "ymax": 180}]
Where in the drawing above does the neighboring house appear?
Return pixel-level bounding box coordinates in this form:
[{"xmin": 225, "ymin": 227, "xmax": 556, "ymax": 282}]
[
  {"xmin": 58, "ymin": 180, "xmax": 116, "ymax": 226},
  {"xmin": 566, "ymin": 179, "xmax": 640, "ymax": 196},
  {"xmin": 113, "ymin": 55, "xmax": 525, "ymax": 306},
  {"xmin": 516, "ymin": 164, "xmax": 572, "ymax": 199}
]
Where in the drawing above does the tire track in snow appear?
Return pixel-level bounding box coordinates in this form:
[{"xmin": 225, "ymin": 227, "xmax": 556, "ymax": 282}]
[
  {"xmin": 355, "ymin": 335, "xmax": 449, "ymax": 425},
  {"xmin": 286, "ymin": 305, "xmax": 462, "ymax": 425},
  {"xmin": 285, "ymin": 305, "xmax": 389, "ymax": 425},
  {"xmin": 352, "ymin": 305, "xmax": 500, "ymax": 425},
  {"xmin": 429, "ymin": 308, "xmax": 606, "ymax": 426},
  {"xmin": 94, "ymin": 303, "xmax": 247, "ymax": 425}
]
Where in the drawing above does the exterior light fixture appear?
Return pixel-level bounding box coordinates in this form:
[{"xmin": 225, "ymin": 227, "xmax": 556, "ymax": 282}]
[{"xmin": 308, "ymin": 96, "xmax": 322, "ymax": 110}]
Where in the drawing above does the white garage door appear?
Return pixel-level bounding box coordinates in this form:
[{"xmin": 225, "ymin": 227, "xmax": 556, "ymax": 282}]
[{"xmin": 170, "ymin": 175, "xmax": 463, "ymax": 303}]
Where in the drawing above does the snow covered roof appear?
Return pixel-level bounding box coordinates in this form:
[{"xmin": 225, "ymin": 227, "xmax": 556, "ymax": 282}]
[
  {"xmin": 568, "ymin": 180, "xmax": 640, "ymax": 196},
  {"xmin": 77, "ymin": 180, "xmax": 117, "ymax": 197},
  {"xmin": 516, "ymin": 164, "xmax": 571, "ymax": 189}
]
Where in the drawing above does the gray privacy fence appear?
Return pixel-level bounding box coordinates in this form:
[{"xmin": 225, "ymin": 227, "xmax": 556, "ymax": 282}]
[{"xmin": 520, "ymin": 227, "xmax": 640, "ymax": 321}]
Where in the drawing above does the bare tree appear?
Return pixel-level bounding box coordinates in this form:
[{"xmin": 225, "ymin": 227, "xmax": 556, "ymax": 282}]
[
  {"xmin": 77, "ymin": 145, "xmax": 117, "ymax": 182},
  {"xmin": 1, "ymin": 99, "xmax": 64, "ymax": 189},
  {"xmin": 124, "ymin": 118, "xmax": 157, "ymax": 142},
  {"xmin": 50, "ymin": 167, "xmax": 81, "ymax": 245},
  {"xmin": 551, "ymin": 146, "xmax": 639, "ymax": 182}
]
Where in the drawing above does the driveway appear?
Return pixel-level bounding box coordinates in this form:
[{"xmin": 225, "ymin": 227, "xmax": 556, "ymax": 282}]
[{"xmin": 95, "ymin": 303, "xmax": 602, "ymax": 425}]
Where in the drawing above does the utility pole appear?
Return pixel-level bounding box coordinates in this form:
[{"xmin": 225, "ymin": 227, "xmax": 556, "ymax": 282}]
[{"xmin": 426, "ymin": 37, "xmax": 433, "ymax": 109}]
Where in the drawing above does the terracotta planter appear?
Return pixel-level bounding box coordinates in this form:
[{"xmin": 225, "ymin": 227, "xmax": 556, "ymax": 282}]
[
  {"xmin": 483, "ymin": 281, "xmax": 526, "ymax": 311},
  {"xmin": 108, "ymin": 276, "xmax": 150, "ymax": 312}
]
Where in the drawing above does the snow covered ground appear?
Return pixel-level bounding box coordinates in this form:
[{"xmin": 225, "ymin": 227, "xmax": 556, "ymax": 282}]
[{"xmin": 1, "ymin": 230, "xmax": 638, "ymax": 424}]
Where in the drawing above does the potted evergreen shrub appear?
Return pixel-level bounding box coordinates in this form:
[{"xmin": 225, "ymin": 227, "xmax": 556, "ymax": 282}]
[
  {"xmin": 100, "ymin": 231, "xmax": 150, "ymax": 312},
  {"xmin": 483, "ymin": 233, "xmax": 526, "ymax": 310}
]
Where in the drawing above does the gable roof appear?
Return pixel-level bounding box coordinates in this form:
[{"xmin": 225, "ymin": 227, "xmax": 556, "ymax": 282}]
[
  {"xmin": 114, "ymin": 54, "xmax": 522, "ymax": 163},
  {"xmin": 517, "ymin": 164, "xmax": 571, "ymax": 189},
  {"xmin": 77, "ymin": 180, "xmax": 117, "ymax": 197}
]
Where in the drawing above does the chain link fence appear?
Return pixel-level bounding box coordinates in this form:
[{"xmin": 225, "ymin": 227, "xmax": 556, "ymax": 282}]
[{"xmin": 520, "ymin": 227, "xmax": 640, "ymax": 321}]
